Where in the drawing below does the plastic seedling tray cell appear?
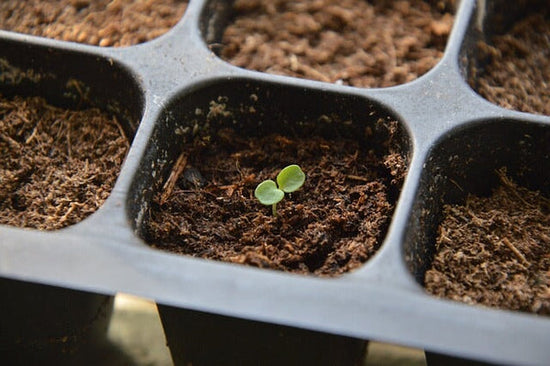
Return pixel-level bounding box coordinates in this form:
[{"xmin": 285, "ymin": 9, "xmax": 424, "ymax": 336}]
[
  {"xmin": 0, "ymin": 35, "xmax": 140, "ymax": 363},
  {"xmin": 0, "ymin": 278, "xmax": 113, "ymax": 365},
  {"xmin": 0, "ymin": 1, "xmax": 549, "ymax": 366},
  {"xmin": 136, "ymin": 79, "xmax": 409, "ymax": 365}
]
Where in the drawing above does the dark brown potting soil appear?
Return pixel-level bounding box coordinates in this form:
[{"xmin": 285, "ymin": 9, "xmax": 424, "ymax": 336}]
[
  {"xmin": 425, "ymin": 170, "xmax": 550, "ymax": 315},
  {"xmin": 471, "ymin": 7, "xmax": 550, "ymax": 115},
  {"xmin": 144, "ymin": 117, "xmax": 406, "ymax": 276},
  {"xmin": 0, "ymin": 0, "xmax": 188, "ymax": 47},
  {"xmin": 0, "ymin": 95, "xmax": 128, "ymax": 230},
  {"xmin": 220, "ymin": 0, "xmax": 456, "ymax": 88}
]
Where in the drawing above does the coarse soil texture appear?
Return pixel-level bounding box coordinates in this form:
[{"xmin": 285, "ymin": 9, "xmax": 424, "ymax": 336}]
[
  {"xmin": 143, "ymin": 113, "xmax": 407, "ymax": 276},
  {"xmin": 220, "ymin": 0, "xmax": 456, "ymax": 88},
  {"xmin": 0, "ymin": 0, "xmax": 188, "ymax": 47},
  {"xmin": 471, "ymin": 5, "xmax": 550, "ymax": 115},
  {"xmin": 0, "ymin": 95, "xmax": 128, "ymax": 230},
  {"xmin": 425, "ymin": 170, "xmax": 550, "ymax": 315}
]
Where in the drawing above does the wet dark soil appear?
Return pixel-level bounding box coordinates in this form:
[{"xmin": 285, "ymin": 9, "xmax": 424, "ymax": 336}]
[
  {"xmin": 471, "ymin": 4, "xmax": 550, "ymax": 115},
  {"xmin": 0, "ymin": 0, "xmax": 188, "ymax": 47},
  {"xmin": 425, "ymin": 169, "xmax": 550, "ymax": 315},
  {"xmin": 143, "ymin": 114, "xmax": 406, "ymax": 276},
  {"xmin": 220, "ymin": 0, "xmax": 456, "ymax": 88},
  {"xmin": 0, "ymin": 95, "xmax": 128, "ymax": 230}
]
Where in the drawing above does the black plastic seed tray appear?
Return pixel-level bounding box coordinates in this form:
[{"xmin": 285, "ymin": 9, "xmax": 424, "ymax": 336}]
[{"xmin": 1, "ymin": 0, "xmax": 549, "ymax": 365}]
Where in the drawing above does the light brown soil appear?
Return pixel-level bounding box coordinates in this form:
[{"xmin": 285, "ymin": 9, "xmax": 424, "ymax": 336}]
[
  {"xmin": 471, "ymin": 5, "xmax": 550, "ymax": 115},
  {"xmin": 143, "ymin": 108, "xmax": 406, "ymax": 276},
  {"xmin": 0, "ymin": 0, "xmax": 188, "ymax": 47},
  {"xmin": 220, "ymin": 0, "xmax": 455, "ymax": 87},
  {"xmin": 425, "ymin": 170, "xmax": 550, "ymax": 315},
  {"xmin": 0, "ymin": 95, "xmax": 128, "ymax": 230}
]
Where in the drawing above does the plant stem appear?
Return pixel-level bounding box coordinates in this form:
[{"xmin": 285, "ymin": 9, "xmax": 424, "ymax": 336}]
[{"xmin": 272, "ymin": 203, "xmax": 277, "ymax": 217}]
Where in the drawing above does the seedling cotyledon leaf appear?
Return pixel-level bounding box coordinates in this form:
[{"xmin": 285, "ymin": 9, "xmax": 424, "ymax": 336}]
[{"xmin": 255, "ymin": 164, "xmax": 305, "ymax": 216}]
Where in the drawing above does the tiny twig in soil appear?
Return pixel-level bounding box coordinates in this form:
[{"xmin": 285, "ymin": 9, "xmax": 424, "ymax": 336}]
[
  {"xmin": 0, "ymin": 132, "xmax": 21, "ymax": 148},
  {"xmin": 58, "ymin": 202, "xmax": 85, "ymax": 224},
  {"xmin": 160, "ymin": 152, "xmax": 187, "ymax": 205},
  {"xmin": 25, "ymin": 123, "xmax": 39, "ymax": 144},
  {"xmin": 294, "ymin": 61, "xmax": 331, "ymax": 82},
  {"xmin": 496, "ymin": 168, "xmax": 536, "ymax": 209},
  {"xmin": 219, "ymin": 185, "xmax": 236, "ymax": 197},
  {"xmin": 502, "ymin": 237, "xmax": 530, "ymax": 267},
  {"xmin": 112, "ymin": 115, "xmax": 129, "ymax": 148},
  {"xmin": 346, "ymin": 174, "xmax": 370, "ymax": 182},
  {"xmin": 449, "ymin": 178, "xmax": 464, "ymax": 192},
  {"xmin": 467, "ymin": 209, "xmax": 484, "ymax": 226},
  {"xmin": 67, "ymin": 122, "xmax": 72, "ymax": 159}
]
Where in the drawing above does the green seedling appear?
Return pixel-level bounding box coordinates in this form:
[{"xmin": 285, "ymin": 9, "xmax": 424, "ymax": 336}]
[{"xmin": 254, "ymin": 164, "xmax": 305, "ymax": 216}]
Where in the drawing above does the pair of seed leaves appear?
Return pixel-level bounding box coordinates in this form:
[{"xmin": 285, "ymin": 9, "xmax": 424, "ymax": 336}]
[{"xmin": 255, "ymin": 165, "xmax": 305, "ymax": 208}]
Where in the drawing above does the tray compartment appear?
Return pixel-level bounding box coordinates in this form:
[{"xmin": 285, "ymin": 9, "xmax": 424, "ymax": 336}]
[
  {"xmin": 0, "ymin": 278, "xmax": 113, "ymax": 365},
  {"xmin": 129, "ymin": 78, "xmax": 410, "ymax": 363},
  {"xmin": 201, "ymin": 0, "xmax": 457, "ymax": 87},
  {"xmin": 405, "ymin": 119, "xmax": 550, "ymax": 363},
  {"xmin": 158, "ymin": 305, "xmax": 367, "ymax": 366},
  {"xmin": 0, "ymin": 0, "xmax": 188, "ymax": 47},
  {"xmin": 405, "ymin": 119, "xmax": 549, "ymax": 285},
  {"xmin": 0, "ymin": 40, "xmax": 143, "ymax": 229},
  {"xmin": 461, "ymin": 0, "xmax": 550, "ymax": 115},
  {"xmin": 130, "ymin": 78, "xmax": 411, "ymax": 274}
]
